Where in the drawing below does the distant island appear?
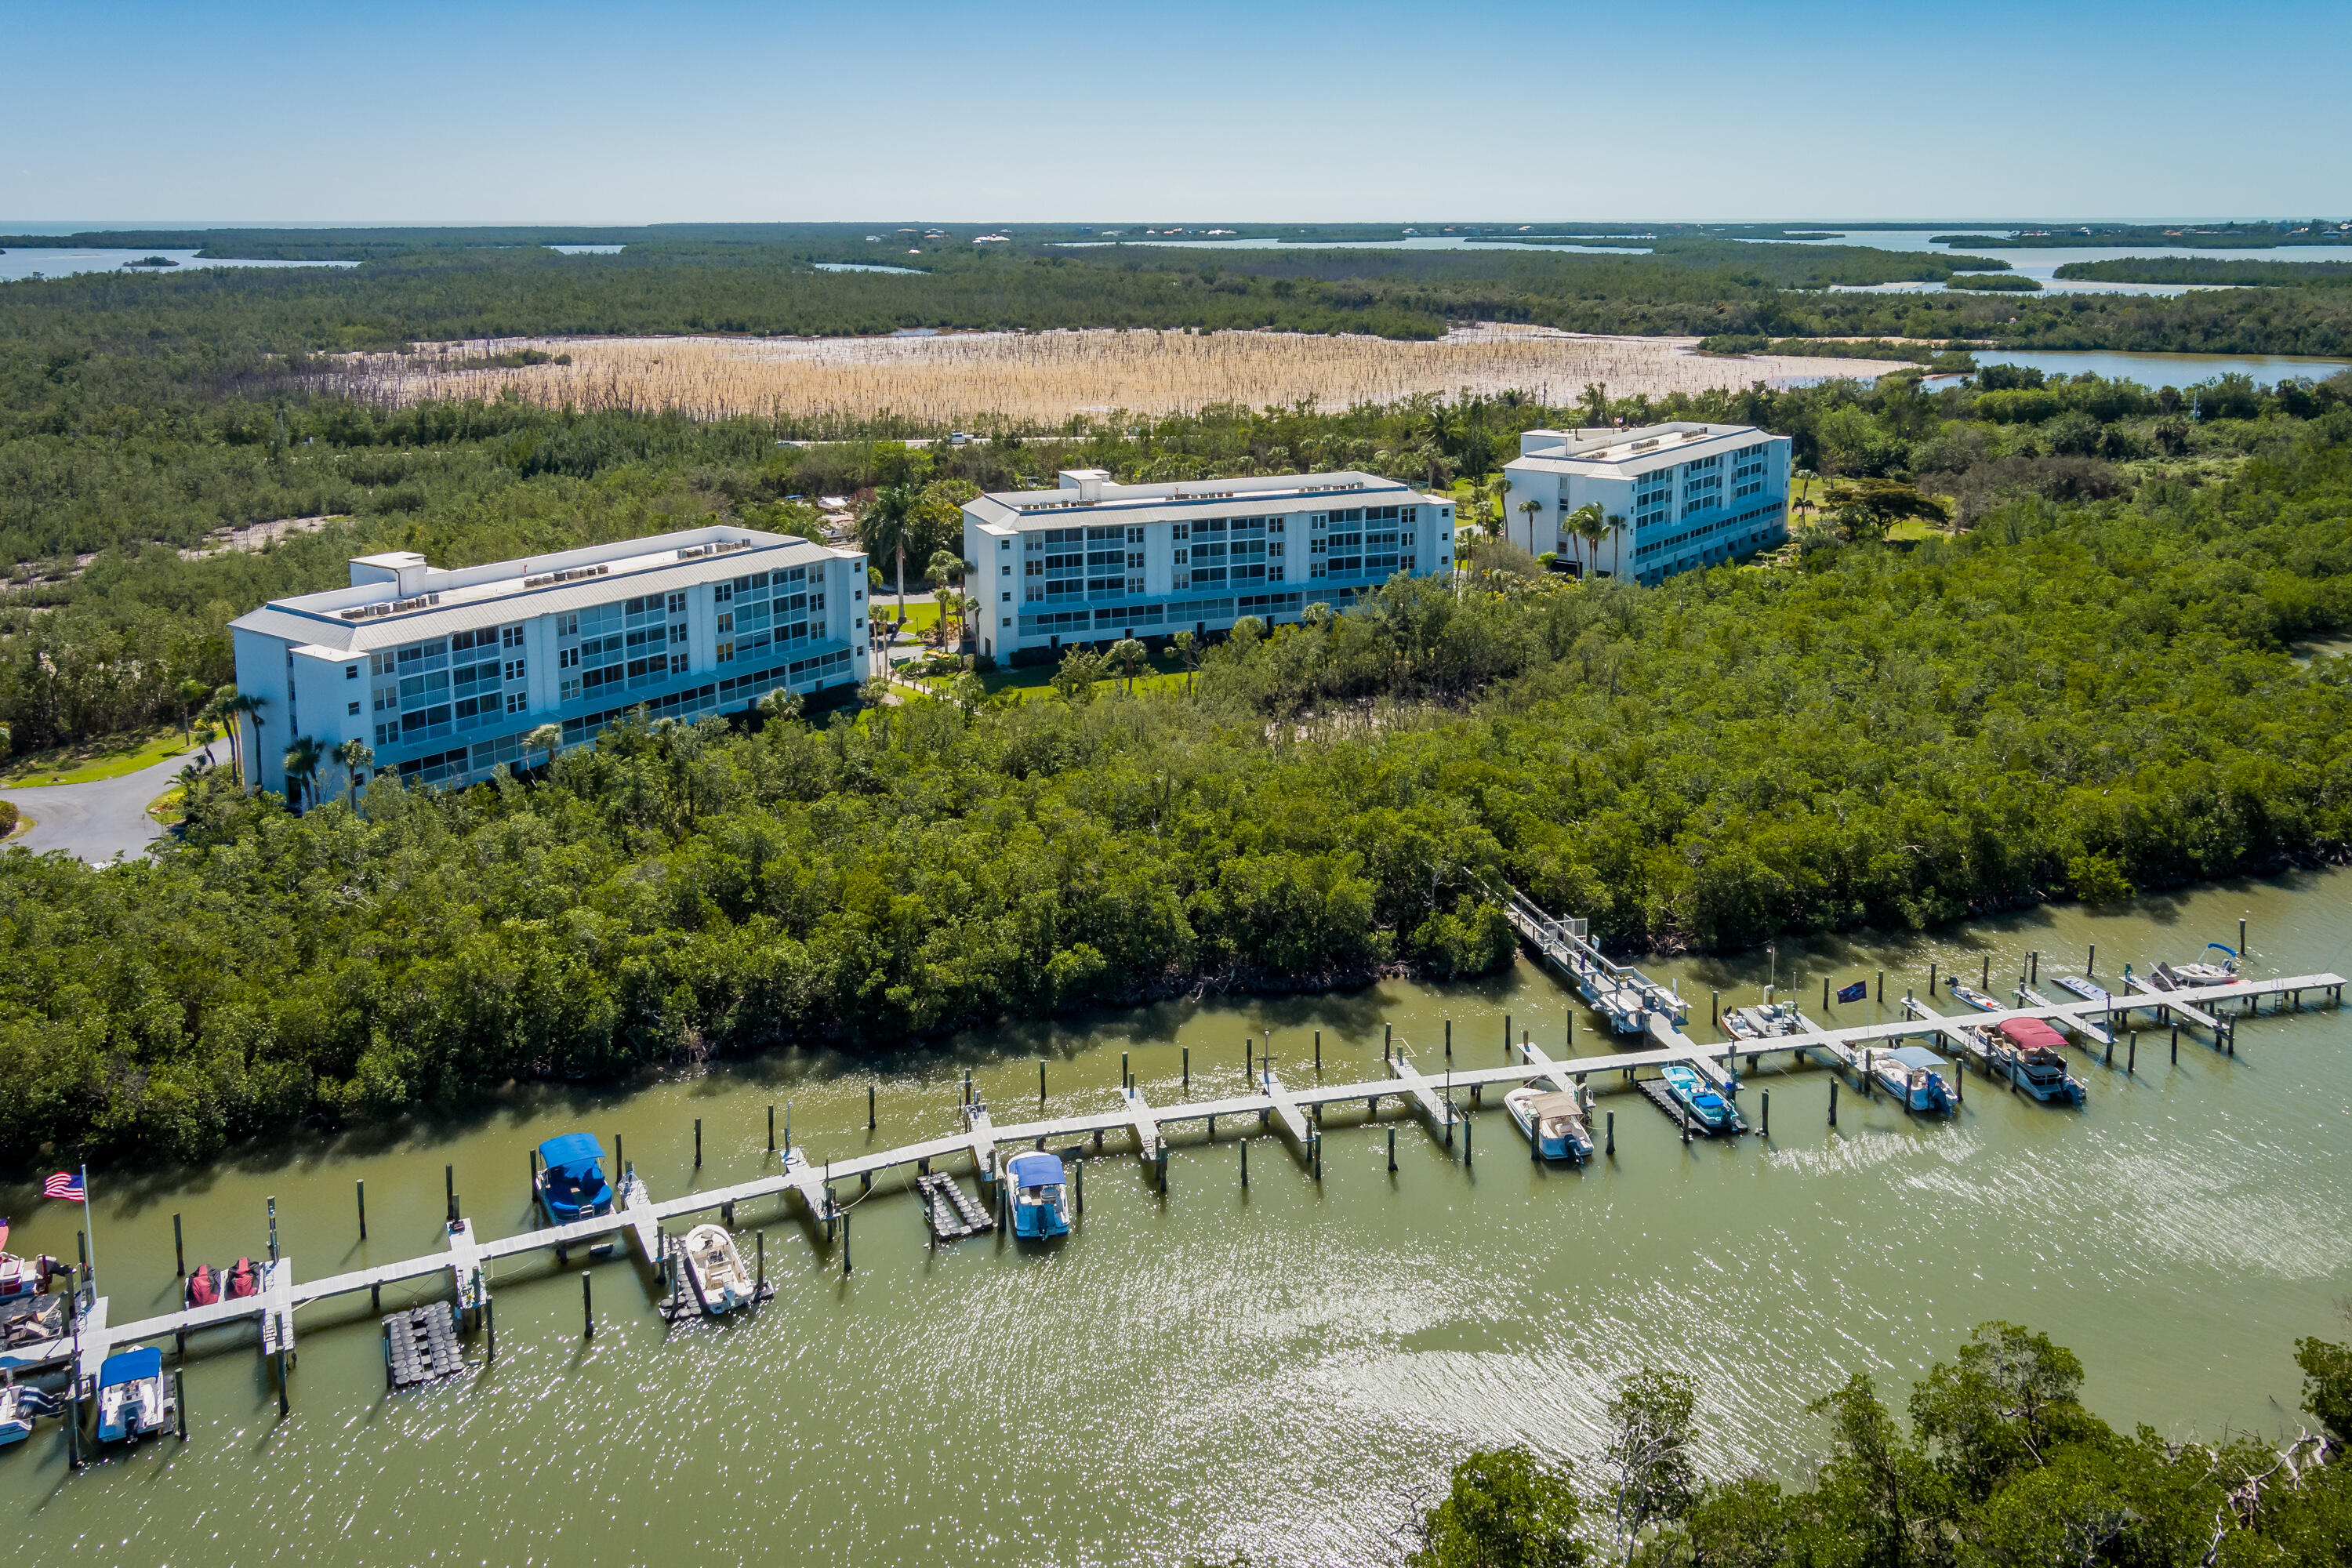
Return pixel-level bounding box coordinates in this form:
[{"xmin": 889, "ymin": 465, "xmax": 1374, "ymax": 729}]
[{"xmin": 125, "ymin": 254, "xmax": 179, "ymax": 268}]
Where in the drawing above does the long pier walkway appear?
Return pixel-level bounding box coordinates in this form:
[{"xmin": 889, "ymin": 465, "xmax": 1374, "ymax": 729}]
[{"xmin": 6, "ymin": 967, "xmax": 2339, "ymax": 1392}]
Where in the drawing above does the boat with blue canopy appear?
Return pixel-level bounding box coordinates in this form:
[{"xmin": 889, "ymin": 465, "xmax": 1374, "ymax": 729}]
[
  {"xmin": 95, "ymin": 1347, "xmax": 175, "ymax": 1445},
  {"xmin": 1657, "ymin": 1063, "xmax": 1736, "ymax": 1133},
  {"xmin": 1005, "ymin": 1152, "xmax": 1070, "ymax": 1239},
  {"xmin": 534, "ymin": 1134, "xmax": 613, "ymax": 1225},
  {"xmin": 1871, "ymin": 1045, "xmax": 1958, "ymax": 1114}
]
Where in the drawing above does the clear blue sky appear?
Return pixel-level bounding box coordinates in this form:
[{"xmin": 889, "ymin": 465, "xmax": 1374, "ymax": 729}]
[{"xmin": 6, "ymin": 0, "xmax": 2347, "ymax": 225}]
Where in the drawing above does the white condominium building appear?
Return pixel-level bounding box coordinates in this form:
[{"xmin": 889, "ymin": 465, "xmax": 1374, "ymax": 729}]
[
  {"xmin": 962, "ymin": 470, "xmax": 1456, "ymax": 660},
  {"xmin": 1501, "ymin": 422, "xmax": 1792, "ymax": 584},
  {"xmin": 228, "ymin": 526, "xmax": 871, "ymax": 799}
]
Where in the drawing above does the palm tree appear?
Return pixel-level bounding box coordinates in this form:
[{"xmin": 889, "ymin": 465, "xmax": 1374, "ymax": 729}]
[
  {"xmin": 1108, "ymin": 637, "xmax": 1148, "ymax": 695},
  {"xmin": 858, "ymin": 484, "xmax": 921, "ymax": 627},
  {"xmin": 237, "ymin": 692, "xmax": 267, "ymax": 789},
  {"xmin": 524, "ymin": 723, "xmax": 564, "ymax": 775},
  {"xmin": 1517, "ymin": 497, "xmax": 1542, "ymax": 554},
  {"xmin": 281, "ymin": 735, "xmax": 323, "ymax": 811},
  {"xmin": 202, "ymin": 684, "xmax": 243, "ymax": 783},
  {"xmin": 756, "ymin": 688, "xmax": 803, "ymax": 725},
  {"xmin": 1483, "ymin": 475, "xmax": 1512, "ymax": 540},
  {"xmin": 174, "ymin": 677, "xmax": 210, "ymax": 749},
  {"xmin": 1607, "ymin": 514, "xmax": 1628, "ymax": 581},
  {"xmin": 329, "ymin": 738, "xmax": 375, "ymax": 803},
  {"xmin": 1570, "ymin": 503, "xmax": 1607, "ymax": 579},
  {"xmin": 924, "ymin": 549, "xmax": 964, "ymax": 643}
]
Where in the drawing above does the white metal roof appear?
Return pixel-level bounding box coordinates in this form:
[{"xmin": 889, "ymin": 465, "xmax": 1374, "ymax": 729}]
[
  {"xmin": 1509, "ymin": 422, "xmax": 1773, "ymax": 475},
  {"xmin": 965, "ymin": 471, "xmax": 1450, "ymax": 534},
  {"xmin": 230, "ymin": 528, "xmax": 862, "ymax": 655}
]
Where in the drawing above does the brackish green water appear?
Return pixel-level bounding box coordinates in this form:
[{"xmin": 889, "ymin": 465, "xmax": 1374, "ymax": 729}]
[{"xmin": 5, "ymin": 873, "xmax": 2349, "ymax": 1566}]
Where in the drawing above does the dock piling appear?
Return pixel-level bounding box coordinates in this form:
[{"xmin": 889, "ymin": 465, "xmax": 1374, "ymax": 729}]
[
  {"xmin": 268, "ymin": 1195, "xmax": 279, "ymax": 1262},
  {"xmin": 1762, "ymin": 1090, "xmax": 1770, "ymax": 1139},
  {"xmin": 1073, "ymin": 1160, "xmax": 1084, "ymax": 1218},
  {"xmin": 1606, "ymin": 1111, "xmax": 1615, "ymax": 1156},
  {"xmin": 1315, "ymin": 1030, "xmax": 1322, "ymax": 1073},
  {"xmin": 445, "ymin": 1165, "xmax": 456, "ymax": 1224},
  {"xmin": 2088, "ymin": 943, "xmax": 2096, "ymax": 976},
  {"xmin": 1123, "ymin": 1051, "xmax": 1130, "ymax": 1091},
  {"xmin": 2239, "ymin": 916, "xmax": 2247, "ymax": 957},
  {"xmin": 583, "ymin": 1270, "xmax": 594, "ymax": 1338},
  {"xmin": 1463, "ymin": 1119, "xmax": 1472, "ymax": 1167},
  {"xmin": 757, "ymin": 1231, "xmax": 765, "ymax": 1291},
  {"xmin": 1182, "ymin": 1047, "xmax": 1189, "ymax": 1088},
  {"xmin": 2172, "ymin": 1027, "xmax": 2179, "ymax": 1064},
  {"xmin": 1385, "ymin": 1023, "xmax": 1393, "ymax": 1063},
  {"xmin": 66, "ymin": 1388, "xmax": 79, "ymax": 1468},
  {"xmin": 842, "ymin": 1214, "xmax": 851, "ymax": 1276},
  {"xmin": 616, "ymin": 1134, "xmax": 624, "ymax": 1171},
  {"xmin": 174, "ymin": 1212, "xmax": 185, "ymax": 1276},
  {"xmin": 2128, "ymin": 1033, "xmax": 2136, "ymax": 1073},
  {"xmin": 695, "ymin": 1118, "xmax": 703, "ymax": 1167},
  {"xmin": 768, "ymin": 1104, "xmax": 775, "ymax": 1152},
  {"xmin": 1877, "ymin": 970, "xmax": 1884, "ymax": 1003},
  {"xmin": 1982, "ymin": 954, "xmax": 1990, "ymax": 989},
  {"xmin": 1711, "ymin": 989, "xmax": 1719, "ymax": 1028},
  {"xmin": 175, "ymin": 1370, "xmax": 187, "ymax": 1440},
  {"xmin": 2104, "ymin": 1034, "xmax": 2114, "ymax": 1069},
  {"xmin": 1240, "ymin": 1138, "xmax": 1249, "ymax": 1189},
  {"xmin": 1929, "ymin": 961, "xmax": 1937, "ymax": 996},
  {"xmin": 1823, "ymin": 977, "xmax": 1830, "ymax": 1011},
  {"xmin": 2031, "ymin": 949, "xmax": 2039, "ymax": 984},
  {"xmin": 868, "ymin": 1085, "xmax": 876, "ymax": 1131},
  {"xmin": 1040, "ymin": 1060, "xmax": 1047, "ymax": 1107},
  {"xmin": 1830, "ymin": 1078, "xmax": 1839, "ymax": 1127}
]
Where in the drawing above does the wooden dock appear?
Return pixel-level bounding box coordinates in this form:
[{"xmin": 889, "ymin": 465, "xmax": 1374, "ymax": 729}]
[
  {"xmin": 0, "ymin": 966, "xmax": 2336, "ymax": 1402},
  {"xmin": 1497, "ymin": 886, "xmax": 1687, "ymax": 1034}
]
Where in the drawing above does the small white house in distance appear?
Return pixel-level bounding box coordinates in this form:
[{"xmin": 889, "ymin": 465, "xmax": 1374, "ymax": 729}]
[
  {"xmin": 1501, "ymin": 422, "xmax": 1792, "ymax": 584},
  {"xmin": 961, "ymin": 470, "xmax": 1456, "ymax": 662},
  {"xmin": 227, "ymin": 526, "xmax": 871, "ymax": 800}
]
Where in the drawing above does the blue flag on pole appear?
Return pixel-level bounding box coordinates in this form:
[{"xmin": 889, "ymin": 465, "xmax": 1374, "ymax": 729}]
[{"xmin": 1836, "ymin": 981, "xmax": 1868, "ymax": 1004}]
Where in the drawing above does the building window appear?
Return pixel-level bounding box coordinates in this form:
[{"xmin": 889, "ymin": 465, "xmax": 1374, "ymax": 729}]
[
  {"xmin": 345, "ymin": 664, "xmax": 358, "ymax": 680},
  {"xmin": 669, "ymin": 623, "xmax": 688, "ymax": 644},
  {"xmin": 670, "ymin": 653, "xmax": 688, "ymax": 675},
  {"xmin": 667, "ymin": 592, "xmax": 686, "ymax": 615},
  {"xmin": 505, "ymin": 659, "xmax": 526, "ymax": 682},
  {"xmin": 506, "ymin": 692, "xmax": 527, "ymax": 714},
  {"xmin": 347, "ymin": 700, "xmax": 361, "ymax": 715},
  {"xmin": 716, "ymin": 641, "xmax": 735, "ymax": 662}
]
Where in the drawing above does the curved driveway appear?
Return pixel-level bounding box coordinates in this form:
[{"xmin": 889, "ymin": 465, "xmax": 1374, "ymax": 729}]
[{"xmin": 0, "ymin": 746, "xmax": 217, "ymax": 865}]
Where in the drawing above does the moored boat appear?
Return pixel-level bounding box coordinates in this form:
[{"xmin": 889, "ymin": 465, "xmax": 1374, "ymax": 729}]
[
  {"xmin": 94, "ymin": 1347, "xmax": 176, "ymax": 1446},
  {"xmin": 0, "ymin": 1220, "xmax": 61, "ymax": 1305},
  {"xmin": 1657, "ymin": 1063, "xmax": 1737, "ymax": 1133},
  {"xmin": 1505, "ymin": 1086, "xmax": 1595, "ymax": 1162},
  {"xmin": 1991, "ymin": 1019, "xmax": 2087, "ymax": 1105},
  {"xmin": 1947, "ymin": 982, "xmax": 2005, "ymax": 1014},
  {"xmin": 2053, "ymin": 975, "xmax": 2110, "ymax": 1006},
  {"xmin": 533, "ymin": 1134, "xmax": 615, "ymax": 1225},
  {"xmin": 1005, "ymin": 1151, "xmax": 1071, "ymax": 1239},
  {"xmin": 0, "ymin": 1379, "xmax": 60, "ymax": 1446},
  {"xmin": 1870, "ymin": 1045, "xmax": 1958, "ymax": 1114},
  {"xmin": 0, "ymin": 1292, "xmax": 64, "ymax": 1348},
  {"xmin": 678, "ymin": 1224, "xmax": 758, "ymax": 1315},
  {"xmin": 2158, "ymin": 944, "xmax": 2242, "ymax": 987},
  {"xmin": 1724, "ymin": 1002, "xmax": 1805, "ymax": 1042}
]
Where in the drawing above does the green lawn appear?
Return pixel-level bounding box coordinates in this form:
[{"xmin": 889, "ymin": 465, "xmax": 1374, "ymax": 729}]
[
  {"xmin": 909, "ymin": 648, "xmax": 1197, "ymax": 705},
  {"xmin": 0, "ymin": 726, "xmax": 196, "ymax": 787}
]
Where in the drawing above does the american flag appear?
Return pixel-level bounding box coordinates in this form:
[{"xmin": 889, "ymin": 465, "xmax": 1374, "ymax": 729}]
[{"xmin": 42, "ymin": 1171, "xmax": 84, "ymax": 1202}]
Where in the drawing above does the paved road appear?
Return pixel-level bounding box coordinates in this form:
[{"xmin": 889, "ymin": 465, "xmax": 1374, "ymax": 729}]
[{"xmin": 0, "ymin": 746, "xmax": 217, "ymax": 865}]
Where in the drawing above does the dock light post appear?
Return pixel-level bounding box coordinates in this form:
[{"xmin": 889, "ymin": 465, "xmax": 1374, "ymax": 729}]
[{"xmin": 583, "ymin": 1270, "xmax": 594, "ymax": 1338}]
